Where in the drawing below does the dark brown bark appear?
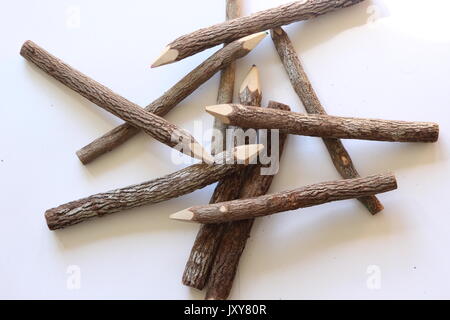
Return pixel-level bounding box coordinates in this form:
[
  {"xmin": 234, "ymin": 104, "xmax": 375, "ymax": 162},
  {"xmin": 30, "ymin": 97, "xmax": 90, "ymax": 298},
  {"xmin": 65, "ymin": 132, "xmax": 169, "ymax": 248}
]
[
  {"xmin": 157, "ymin": 0, "xmax": 365, "ymax": 65},
  {"xmin": 45, "ymin": 148, "xmax": 251, "ymax": 230},
  {"xmin": 271, "ymin": 27, "xmax": 383, "ymax": 214},
  {"xmin": 209, "ymin": 104, "xmax": 439, "ymax": 143},
  {"xmin": 180, "ymin": 175, "xmax": 243, "ymax": 290},
  {"xmin": 176, "ymin": 173, "xmax": 397, "ymax": 224},
  {"xmin": 20, "ymin": 41, "xmax": 207, "ymax": 162},
  {"xmin": 76, "ymin": 33, "xmax": 264, "ymax": 164},
  {"xmin": 205, "ymin": 101, "xmax": 290, "ymax": 300},
  {"xmin": 182, "ymin": 62, "xmax": 261, "ymax": 290}
]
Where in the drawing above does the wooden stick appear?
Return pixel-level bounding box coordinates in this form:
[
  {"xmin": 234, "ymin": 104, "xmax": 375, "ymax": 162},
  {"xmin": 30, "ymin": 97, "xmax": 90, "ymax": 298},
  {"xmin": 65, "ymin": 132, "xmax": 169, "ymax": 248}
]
[
  {"xmin": 70, "ymin": 32, "xmax": 266, "ymax": 164},
  {"xmin": 206, "ymin": 104, "xmax": 439, "ymax": 143},
  {"xmin": 271, "ymin": 27, "xmax": 383, "ymax": 214},
  {"xmin": 45, "ymin": 144, "xmax": 263, "ymax": 230},
  {"xmin": 170, "ymin": 173, "xmax": 398, "ymax": 224},
  {"xmin": 151, "ymin": 0, "xmax": 365, "ymax": 67},
  {"xmin": 182, "ymin": 64, "xmax": 261, "ymax": 290},
  {"xmin": 20, "ymin": 41, "xmax": 211, "ymax": 163},
  {"xmin": 182, "ymin": 0, "xmax": 242, "ymax": 290},
  {"xmin": 211, "ymin": 0, "xmax": 241, "ymax": 157},
  {"xmin": 205, "ymin": 101, "xmax": 290, "ymax": 300}
]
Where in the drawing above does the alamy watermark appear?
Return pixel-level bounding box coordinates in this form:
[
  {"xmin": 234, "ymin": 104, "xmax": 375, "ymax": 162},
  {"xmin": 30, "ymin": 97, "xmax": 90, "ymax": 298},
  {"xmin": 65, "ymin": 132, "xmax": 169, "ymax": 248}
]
[
  {"xmin": 66, "ymin": 265, "xmax": 81, "ymax": 290},
  {"xmin": 366, "ymin": 265, "xmax": 381, "ymax": 290},
  {"xmin": 66, "ymin": 6, "xmax": 81, "ymax": 29},
  {"xmin": 170, "ymin": 120, "xmax": 282, "ymax": 176}
]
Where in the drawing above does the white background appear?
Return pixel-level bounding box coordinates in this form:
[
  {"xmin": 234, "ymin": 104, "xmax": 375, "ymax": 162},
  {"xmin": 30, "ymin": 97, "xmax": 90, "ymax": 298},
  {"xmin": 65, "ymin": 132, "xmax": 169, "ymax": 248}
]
[{"xmin": 1, "ymin": 0, "xmax": 449, "ymax": 299}]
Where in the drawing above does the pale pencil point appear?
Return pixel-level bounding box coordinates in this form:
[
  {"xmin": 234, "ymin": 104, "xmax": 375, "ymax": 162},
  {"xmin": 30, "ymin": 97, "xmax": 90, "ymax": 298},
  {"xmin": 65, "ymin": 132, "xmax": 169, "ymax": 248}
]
[
  {"xmin": 240, "ymin": 65, "xmax": 261, "ymax": 94},
  {"xmin": 170, "ymin": 209, "xmax": 194, "ymax": 221},
  {"xmin": 189, "ymin": 142, "xmax": 214, "ymax": 164},
  {"xmin": 151, "ymin": 46, "xmax": 179, "ymax": 68},
  {"xmin": 205, "ymin": 104, "xmax": 233, "ymax": 124},
  {"xmin": 234, "ymin": 144, "xmax": 264, "ymax": 163},
  {"xmin": 239, "ymin": 31, "xmax": 267, "ymax": 51}
]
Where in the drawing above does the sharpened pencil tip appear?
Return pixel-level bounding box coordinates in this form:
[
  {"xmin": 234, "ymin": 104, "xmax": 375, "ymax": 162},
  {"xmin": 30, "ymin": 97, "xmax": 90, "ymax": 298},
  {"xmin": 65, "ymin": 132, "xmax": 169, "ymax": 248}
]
[
  {"xmin": 205, "ymin": 104, "xmax": 233, "ymax": 124},
  {"xmin": 240, "ymin": 65, "xmax": 260, "ymax": 94},
  {"xmin": 170, "ymin": 209, "xmax": 194, "ymax": 221},
  {"xmin": 151, "ymin": 46, "xmax": 179, "ymax": 68},
  {"xmin": 239, "ymin": 31, "xmax": 267, "ymax": 51}
]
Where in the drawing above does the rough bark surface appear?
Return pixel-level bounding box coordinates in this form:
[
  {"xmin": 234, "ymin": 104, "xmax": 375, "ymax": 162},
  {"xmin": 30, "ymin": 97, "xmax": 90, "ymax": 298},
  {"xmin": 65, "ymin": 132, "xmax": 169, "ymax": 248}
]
[
  {"xmin": 211, "ymin": 0, "xmax": 241, "ymax": 157},
  {"xmin": 188, "ymin": 173, "xmax": 397, "ymax": 224},
  {"xmin": 271, "ymin": 27, "xmax": 383, "ymax": 214},
  {"xmin": 165, "ymin": 0, "xmax": 365, "ymax": 63},
  {"xmin": 76, "ymin": 35, "xmax": 259, "ymax": 164},
  {"xmin": 20, "ymin": 41, "xmax": 201, "ymax": 158},
  {"xmin": 180, "ymin": 175, "xmax": 243, "ymax": 290},
  {"xmin": 182, "ymin": 58, "xmax": 262, "ymax": 290},
  {"xmin": 205, "ymin": 101, "xmax": 290, "ymax": 300},
  {"xmin": 217, "ymin": 105, "xmax": 439, "ymax": 143},
  {"xmin": 45, "ymin": 150, "xmax": 247, "ymax": 230}
]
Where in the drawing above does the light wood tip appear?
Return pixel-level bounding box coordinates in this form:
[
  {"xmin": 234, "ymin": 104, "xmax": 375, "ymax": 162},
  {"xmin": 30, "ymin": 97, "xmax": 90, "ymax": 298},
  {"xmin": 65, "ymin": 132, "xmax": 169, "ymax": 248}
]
[
  {"xmin": 233, "ymin": 144, "xmax": 264, "ymax": 163},
  {"xmin": 205, "ymin": 104, "xmax": 233, "ymax": 124},
  {"xmin": 189, "ymin": 142, "xmax": 214, "ymax": 164},
  {"xmin": 239, "ymin": 31, "xmax": 267, "ymax": 51},
  {"xmin": 151, "ymin": 46, "xmax": 179, "ymax": 68},
  {"xmin": 240, "ymin": 65, "xmax": 261, "ymax": 94},
  {"xmin": 170, "ymin": 209, "xmax": 194, "ymax": 221}
]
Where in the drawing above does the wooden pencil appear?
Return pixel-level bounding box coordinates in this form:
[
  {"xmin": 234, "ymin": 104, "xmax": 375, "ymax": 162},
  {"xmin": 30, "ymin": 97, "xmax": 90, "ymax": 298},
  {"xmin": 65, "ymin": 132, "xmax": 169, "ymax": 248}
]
[
  {"xmin": 205, "ymin": 101, "xmax": 290, "ymax": 300},
  {"xmin": 170, "ymin": 173, "xmax": 398, "ymax": 224},
  {"xmin": 271, "ymin": 26, "xmax": 383, "ymax": 214},
  {"xmin": 75, "ymin": 32, "xmax": 266, "ymax": 164},
  {"xmin": 206, "ymin": 104, "xmax": 439, "ymax": 143},
  {"xmin": 183, "ymin": 63, "xmax": 262, "ymax": 290},
  {"xmin": 45, "ymin": 144, "xmax": 263, "ymax": 230},
  {"xmin": 152, "ymin": 0, "xmax": 365, "ymax": 67},
  {"xmin": 211, "ymin": 0, "xmax": 242, "ymax": 156},
  {"xmin": 20, "ymin": 40, "xmax": 211, "ymax": 163}
]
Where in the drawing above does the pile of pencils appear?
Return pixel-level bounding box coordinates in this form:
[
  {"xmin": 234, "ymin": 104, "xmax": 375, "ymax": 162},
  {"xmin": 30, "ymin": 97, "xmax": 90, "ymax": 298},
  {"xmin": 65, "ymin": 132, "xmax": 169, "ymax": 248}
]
[{"xmin": 22, "ymin": 0, "xmax": 439, "ymax": 299}]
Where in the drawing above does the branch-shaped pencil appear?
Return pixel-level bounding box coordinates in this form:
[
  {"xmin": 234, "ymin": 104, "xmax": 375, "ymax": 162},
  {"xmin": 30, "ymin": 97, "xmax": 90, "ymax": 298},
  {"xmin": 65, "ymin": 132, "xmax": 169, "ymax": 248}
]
[
  {"xmin": 20, "ymin": 41, "xmax": 211, "ymax": 163},
  {"xmin": 211, "ymin": 0, "xmax": 241, "ymax": 156},
  {"xmin": 152, "ymin": 0, "xmax": 365, "ymax": 67},
  {"xmin": 183, "ymin": 64, "xmax": 261, "ymax": 290},
  {"xmin": 206, "ymin": 104, "xmax": 439, "ymax": 143},
  {"xmin": 205, "ymin": 101, "xmax": 290, "ymax": 300},
  {"xmin": 271, "ymin": 26, "xmax": 383, "ymax": 214},
  {"xmin": 170, "ymin": 173, "xmax": 397, "ymax": 224},
  {"xmin": 77, "ymin": 32, "xmax": 267, "ymax": 164},
  {"xmin": 45, "ymin": 144, "xmax": 263, "ymax": 230}
]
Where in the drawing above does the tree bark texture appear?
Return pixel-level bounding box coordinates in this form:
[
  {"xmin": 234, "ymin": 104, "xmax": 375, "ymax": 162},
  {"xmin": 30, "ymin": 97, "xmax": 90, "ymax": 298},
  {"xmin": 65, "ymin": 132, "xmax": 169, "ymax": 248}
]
[
  {"xmin": 184, "ymin": 173, "xmax": 397, "ymax": 224},
  {"xmin": 45, "ymin": 149, "xmax": 248, "ymax": 230},
  {"xmin": 271, "ymin": 26, "xmax": 383, "ymax": 214},
  {"xmin": 211, "ymin": 104, "xmax": 439, "ymax": 143},
  {"xmin": 182, "ymin": 61, "xmax": 262, "ymax": 291},
  {"xmin": 76, "ymin": 34, "xmax": 262, "ymax": 164},
  {"xmin": 205, "ymin": 101, "xmax": 290, "ymax": 300},
  {"xmin": 20, "ymin": 41, "xmax": 204, "ymax": 161},
  {"xmin": 211, "ymin": 0, "xmax": 241, "ymax": 157},
  {"xmin": 161, "ymin": 0, "xmax": 365, "ymax": 64}
]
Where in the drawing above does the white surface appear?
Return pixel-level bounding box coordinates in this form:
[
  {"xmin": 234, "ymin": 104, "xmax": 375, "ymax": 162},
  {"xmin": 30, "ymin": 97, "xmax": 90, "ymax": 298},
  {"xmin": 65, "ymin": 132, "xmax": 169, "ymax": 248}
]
[{"xmin": 1, "ymin": 0, "xmax": 449, "ymax": 299}]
